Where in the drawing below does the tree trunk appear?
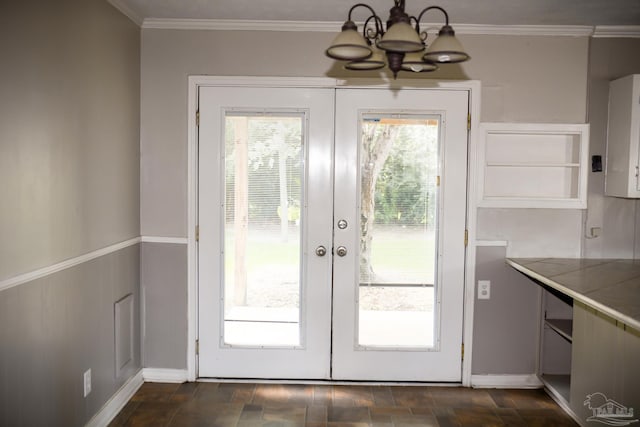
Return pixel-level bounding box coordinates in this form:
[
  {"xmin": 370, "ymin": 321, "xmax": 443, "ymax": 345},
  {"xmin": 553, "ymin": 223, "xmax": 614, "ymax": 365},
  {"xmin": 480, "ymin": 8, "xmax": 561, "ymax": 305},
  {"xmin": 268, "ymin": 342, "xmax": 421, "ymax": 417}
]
[{"xmin": 359, "ymin": 123, "xmax": 400, "ymax": 283}]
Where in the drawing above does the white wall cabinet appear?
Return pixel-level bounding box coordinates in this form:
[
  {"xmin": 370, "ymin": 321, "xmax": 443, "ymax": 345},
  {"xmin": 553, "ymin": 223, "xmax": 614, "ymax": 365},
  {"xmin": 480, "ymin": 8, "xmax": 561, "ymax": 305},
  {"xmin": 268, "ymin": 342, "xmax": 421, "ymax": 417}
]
[
  {"xmin": 605, "ymin": 74, "xmax": 640, "ymax": 198},
  {"xmin": 478, "ymin": 123, "xmax": 589, "ymax": 208}
]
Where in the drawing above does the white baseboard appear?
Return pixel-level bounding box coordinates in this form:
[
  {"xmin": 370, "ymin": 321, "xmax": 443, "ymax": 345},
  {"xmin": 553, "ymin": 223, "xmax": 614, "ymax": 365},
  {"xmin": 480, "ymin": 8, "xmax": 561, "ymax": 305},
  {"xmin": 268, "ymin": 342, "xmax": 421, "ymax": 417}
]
[
  {"xmin": 143, "ymin": 368, "xmax": 189, "ymax": 383},
  {"xmin": 86, "ymin": 369, "xmax": 144, "ymax": 427},
  {"xmin": 471, "ymin": 374, "xmax": 543, "ymax": 389}
]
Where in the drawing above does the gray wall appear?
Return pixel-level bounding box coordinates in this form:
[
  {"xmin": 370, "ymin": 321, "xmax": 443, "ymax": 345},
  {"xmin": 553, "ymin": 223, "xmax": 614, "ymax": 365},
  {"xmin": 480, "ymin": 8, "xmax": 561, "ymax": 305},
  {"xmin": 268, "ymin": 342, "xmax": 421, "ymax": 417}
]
[
  {"xmin": 472, "ymin": 38, "xmax": 640, "ymax": 376},
  {"xmin": 138, "ymin": 25, "xmax": 640, "ymax": 376},
  {"xmin": 0, "ymin": 0, "xmax": 140, "ymax": 281},
  {"xmin": 140, "ymin": 29, "xmax": 591, "ymax": 371},
  {"xmin": 0, "ymin": 0, "xmax": 141, "ymax": 425},
  {"xmin": 472, "ymin": 246, "xmax": 540, "ymax": 374},
  {"xmin": 141, "ymin": 31, "xmax": 589, "ymax": 238},
  {"xmin": 142, "ymin": 242, "xmax": 188, "ymax": 369},
  {"xmin": 0, "ymin": 245, "xmax": 141, "ymax": 427}
]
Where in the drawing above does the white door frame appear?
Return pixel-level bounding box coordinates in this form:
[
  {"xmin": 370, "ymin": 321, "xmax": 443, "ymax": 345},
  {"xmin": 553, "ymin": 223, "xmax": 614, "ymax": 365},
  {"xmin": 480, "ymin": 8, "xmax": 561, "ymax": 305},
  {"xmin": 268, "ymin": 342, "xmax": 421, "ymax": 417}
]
[{"xmin": 186, "ymin": 76, "xmax": 481, "ymax": 385}]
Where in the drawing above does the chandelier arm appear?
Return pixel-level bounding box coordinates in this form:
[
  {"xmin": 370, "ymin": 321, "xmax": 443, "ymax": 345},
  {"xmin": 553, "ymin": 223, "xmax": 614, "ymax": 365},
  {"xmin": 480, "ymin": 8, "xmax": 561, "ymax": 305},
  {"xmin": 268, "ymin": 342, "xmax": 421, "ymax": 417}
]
[
  {"xmin": 408, "ymin": 16, "xmax": 427, "ymax": 42},
  {"xmin": 374, "ymin": 15, "xmax": 385, "ymax": 37},
  {"xmin": 363, "ymin": 15, "xmax": 385, "ymax": 40},
  {"xmin": 416, "ymin": 5, "xmax": 450, "ymax": 28}
]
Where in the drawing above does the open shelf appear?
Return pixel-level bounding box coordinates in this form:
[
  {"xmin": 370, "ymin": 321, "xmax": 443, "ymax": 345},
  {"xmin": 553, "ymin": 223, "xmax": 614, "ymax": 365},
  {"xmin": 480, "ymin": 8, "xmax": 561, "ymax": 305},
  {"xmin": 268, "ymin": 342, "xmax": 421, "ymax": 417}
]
[
  {"xmin": 539, "ymin": 289, "xmax": 573, "ymax": 406},
  {"xmin": 545, "ymin": 318, "xmax": 573, "ymax": 342},
  {"xmin": 478, "ymin": 123, "xmax": 589, "ymax": 208},
  {"xmin": 541, "ymin": 374, "xmax": 571, "ymax": 403}
]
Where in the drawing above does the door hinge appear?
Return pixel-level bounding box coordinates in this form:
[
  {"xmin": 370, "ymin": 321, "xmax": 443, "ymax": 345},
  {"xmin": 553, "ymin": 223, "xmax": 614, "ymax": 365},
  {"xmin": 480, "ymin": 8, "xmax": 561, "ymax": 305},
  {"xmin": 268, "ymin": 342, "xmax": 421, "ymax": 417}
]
[
  {"xmin": 196, "ymin": 339, "xmax": 199, "ymax": 355},
  {"xmin": 464, "ymin": 229, "xmax": 469, "ymax": 247},
  {"xmin": 467, "ymin": 113, "xmax": 471, "ymax": 131},
  {"xmin": 461, "ymin": 343, "xmax": 464, "ymax": 360},
  {"xmin": 195, "ymin": 225, "xmax": 200, "ymax": 242},
  {"xmin": 436, "ymin": 176, "xmax": 441, "ymax": 187},
  {"xmin": 196, "ymin": 110, "xmax": 200, "ymax": 127}
]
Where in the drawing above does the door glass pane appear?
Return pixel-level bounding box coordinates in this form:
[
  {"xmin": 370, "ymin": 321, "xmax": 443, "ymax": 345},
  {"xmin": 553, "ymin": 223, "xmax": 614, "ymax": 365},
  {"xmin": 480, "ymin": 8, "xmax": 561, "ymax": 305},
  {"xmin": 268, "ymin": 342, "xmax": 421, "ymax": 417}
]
[
  {"xmin": 223, "ymin": 112, "xmax": 304, "ymax": 347},
  {"xmin": 358, "ymin": 115, "xmax": 439, "ymax": 348}
]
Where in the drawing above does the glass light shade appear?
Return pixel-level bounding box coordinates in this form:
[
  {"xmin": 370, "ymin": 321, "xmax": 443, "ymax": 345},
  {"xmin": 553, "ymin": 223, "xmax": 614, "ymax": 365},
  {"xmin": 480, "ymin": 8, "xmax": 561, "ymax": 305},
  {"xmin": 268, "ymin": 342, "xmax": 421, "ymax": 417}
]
[
  {"xmin": 345, "ymin": 47, "xmax": 386, "ymax": 70},
  {"xmin": 423, "ymin": 25, "xmax": 470, "ymax": 63},
  {"xmin": 401, "ymin": 51, "xmax": 438, "ymax": 73},
  {"xmin": 376, "ymin": 21, "xmax": 423, "ymax": 53},
  {"xmin": 326, "ymin": 28, "xmax": 372, "ymax": 61}
]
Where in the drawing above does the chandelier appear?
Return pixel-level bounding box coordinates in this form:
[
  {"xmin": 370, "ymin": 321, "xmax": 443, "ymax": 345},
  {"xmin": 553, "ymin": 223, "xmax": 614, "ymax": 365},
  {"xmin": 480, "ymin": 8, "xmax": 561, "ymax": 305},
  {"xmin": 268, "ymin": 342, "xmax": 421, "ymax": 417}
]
[{"xmin": 325, "ymin": 0, "xmax": 470, "ymax": 78}]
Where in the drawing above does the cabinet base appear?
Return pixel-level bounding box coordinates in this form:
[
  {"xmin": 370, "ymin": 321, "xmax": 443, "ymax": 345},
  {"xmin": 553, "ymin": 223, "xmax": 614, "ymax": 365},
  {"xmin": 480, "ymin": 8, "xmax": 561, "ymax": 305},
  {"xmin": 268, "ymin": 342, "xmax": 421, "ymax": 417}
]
[{"xmin": 540, "ymin": 374, "xmax": 584, "ymax": 426}]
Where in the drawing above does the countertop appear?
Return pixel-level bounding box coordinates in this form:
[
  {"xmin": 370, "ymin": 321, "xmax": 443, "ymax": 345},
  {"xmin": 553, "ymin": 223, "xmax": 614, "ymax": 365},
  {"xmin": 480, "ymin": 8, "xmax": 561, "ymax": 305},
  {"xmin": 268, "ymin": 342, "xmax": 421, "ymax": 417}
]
[{"xmin": 506, "ymin": 258, "xmax": 640, "ymax": 331}]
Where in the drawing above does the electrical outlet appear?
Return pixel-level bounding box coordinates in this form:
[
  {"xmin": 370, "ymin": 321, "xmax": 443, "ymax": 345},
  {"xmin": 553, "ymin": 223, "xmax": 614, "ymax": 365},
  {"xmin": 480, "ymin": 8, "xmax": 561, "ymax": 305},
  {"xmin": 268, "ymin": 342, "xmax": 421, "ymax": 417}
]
[
  {"xmin": 478, "ymin": 280, "xmax": 491, "ymax": 300},
  {"xmin": 83, "ymin": 369, "xmax": 92, "ymax": 397}
]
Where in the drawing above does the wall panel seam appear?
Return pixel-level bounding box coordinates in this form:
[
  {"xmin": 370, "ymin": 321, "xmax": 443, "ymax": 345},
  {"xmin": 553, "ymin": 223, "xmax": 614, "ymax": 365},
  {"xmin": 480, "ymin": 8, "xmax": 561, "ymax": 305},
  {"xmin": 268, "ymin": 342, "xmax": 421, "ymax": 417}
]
[{"xmin": 0, "ymin": 237, "xmax": 142, "ymax": 292}]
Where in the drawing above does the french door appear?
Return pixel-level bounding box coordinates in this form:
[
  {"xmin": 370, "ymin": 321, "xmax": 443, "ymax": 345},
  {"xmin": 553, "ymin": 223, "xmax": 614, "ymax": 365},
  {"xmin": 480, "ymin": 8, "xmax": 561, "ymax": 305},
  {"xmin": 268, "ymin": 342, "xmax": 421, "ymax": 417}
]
[{"xmin": 198, "ymin": 84, "xmax": 468, "ymax": 381}]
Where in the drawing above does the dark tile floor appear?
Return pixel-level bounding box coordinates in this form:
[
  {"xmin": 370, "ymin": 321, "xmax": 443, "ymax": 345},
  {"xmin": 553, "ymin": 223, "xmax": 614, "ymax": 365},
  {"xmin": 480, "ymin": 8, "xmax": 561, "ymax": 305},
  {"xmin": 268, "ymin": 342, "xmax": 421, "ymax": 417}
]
[{"xmin": 108, "ymin": 382, "xmax": 579, "ymax": 426}]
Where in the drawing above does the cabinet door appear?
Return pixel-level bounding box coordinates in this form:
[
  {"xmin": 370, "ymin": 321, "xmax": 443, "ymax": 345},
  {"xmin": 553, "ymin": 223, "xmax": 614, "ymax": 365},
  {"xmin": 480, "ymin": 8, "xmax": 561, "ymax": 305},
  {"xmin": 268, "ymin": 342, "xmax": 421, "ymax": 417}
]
[
  {"xmin": 605, "ymin": 74, "xmax": 640, "ymax": 198},
  {"xmin": 570, "ymin": 302, "xmax": 640, "ymax": 425}
]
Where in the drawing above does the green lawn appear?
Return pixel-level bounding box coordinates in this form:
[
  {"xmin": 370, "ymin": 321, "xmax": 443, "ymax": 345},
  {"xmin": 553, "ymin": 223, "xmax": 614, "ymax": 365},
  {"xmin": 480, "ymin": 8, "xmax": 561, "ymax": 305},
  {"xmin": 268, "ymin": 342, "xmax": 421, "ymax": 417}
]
[{"xmin": 224, "ymin": 225, "xmax": 435, "ymax": 285}]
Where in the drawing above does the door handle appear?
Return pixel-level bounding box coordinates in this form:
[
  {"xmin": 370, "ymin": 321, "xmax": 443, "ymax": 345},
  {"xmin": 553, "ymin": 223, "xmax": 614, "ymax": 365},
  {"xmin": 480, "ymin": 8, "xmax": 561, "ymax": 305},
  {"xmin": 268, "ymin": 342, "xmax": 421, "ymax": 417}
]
[
  {"xmin": 336, "ymin": 246, "xmax": 347, "ymax": 257},
  {"xmin": 315, "ymin": 246, "xmax": 327, "ymax": 257}
]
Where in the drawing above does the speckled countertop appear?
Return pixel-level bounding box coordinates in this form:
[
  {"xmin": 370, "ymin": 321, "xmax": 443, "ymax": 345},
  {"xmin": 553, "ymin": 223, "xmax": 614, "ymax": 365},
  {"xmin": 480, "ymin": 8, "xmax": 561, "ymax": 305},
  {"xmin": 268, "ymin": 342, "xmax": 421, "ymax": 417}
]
[{"xmin": 506, "ymin": 258, "xmax": 640, "ymax": 331}]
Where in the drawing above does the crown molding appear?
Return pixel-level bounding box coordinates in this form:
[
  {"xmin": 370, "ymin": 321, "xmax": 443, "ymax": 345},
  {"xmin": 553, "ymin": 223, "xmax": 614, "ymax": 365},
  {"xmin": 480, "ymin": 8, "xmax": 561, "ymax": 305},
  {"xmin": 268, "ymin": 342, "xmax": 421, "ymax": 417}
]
[
  {"xmin": 593, "ymin": 25, "xmax": 640, "ymax": 38},
  {"xmin": 455, "ymin": 24, "xmax": 593, "ymax": 36},
  {"xmin": 138, "ymin": 18, "xmax": 636, "ymax": 37},
  {"xmin": 142, "ymin": 19, "xmax": 341, "ymax": 32},
  {"xmin": 107, "ymin": 0, "xmax": 143, "ymax": 26}
]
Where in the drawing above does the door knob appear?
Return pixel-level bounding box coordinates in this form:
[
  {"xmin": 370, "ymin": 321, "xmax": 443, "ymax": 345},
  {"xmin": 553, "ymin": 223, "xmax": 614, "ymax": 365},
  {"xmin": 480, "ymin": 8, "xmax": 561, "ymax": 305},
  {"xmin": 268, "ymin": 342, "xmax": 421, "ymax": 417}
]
[
  {"xmin": 337, "ymin": 219, "xmax": 348, "ymax": 229},
  {"xmin": 315, "ymin": 246, "xmax": 327, "ymax": 257},
  {"xmin": 336, "ymin": 246, "xmax": 347, "ymax": 257}
]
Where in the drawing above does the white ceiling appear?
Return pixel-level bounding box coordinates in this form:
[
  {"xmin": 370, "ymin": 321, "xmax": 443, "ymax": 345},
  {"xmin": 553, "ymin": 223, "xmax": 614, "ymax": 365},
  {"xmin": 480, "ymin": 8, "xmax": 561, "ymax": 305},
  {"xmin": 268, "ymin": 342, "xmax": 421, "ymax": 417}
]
[{"xmin": 116, "ymin": 0, "xmax": 640, "ymax": 26}]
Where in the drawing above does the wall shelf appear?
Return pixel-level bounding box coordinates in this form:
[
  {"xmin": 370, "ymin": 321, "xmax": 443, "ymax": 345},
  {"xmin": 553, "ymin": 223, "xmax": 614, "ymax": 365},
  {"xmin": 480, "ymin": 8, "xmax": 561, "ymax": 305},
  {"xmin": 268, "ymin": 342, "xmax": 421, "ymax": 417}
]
[
  {"xmin": 478, "ymin": 123, "xmax": 589, "ymax": 209},
  {"xmin": 544, "ymin": 318, "xmax": 573, "ymax": 342},
  {"xmin": 539, "ymin": 287, "xmax": 573, "ymax": 408},
  {"xmin": 541, "ymin": 374, "xmax": 571, "ymax": 403}
]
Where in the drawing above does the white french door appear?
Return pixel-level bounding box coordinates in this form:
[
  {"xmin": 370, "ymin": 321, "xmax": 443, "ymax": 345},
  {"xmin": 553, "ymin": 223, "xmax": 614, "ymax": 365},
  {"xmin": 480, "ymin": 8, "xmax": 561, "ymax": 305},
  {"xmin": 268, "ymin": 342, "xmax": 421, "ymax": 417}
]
[
  {"xmin": 198, "ymin": 84, "xmax": 468, "ymax": 381},
  {"xmin": 331, "ymin": 88, "xmax": 468, "ymax": 381},
  {"xmin": 198, "ymin": 86, "xmax": 335, "ymax": 379}
]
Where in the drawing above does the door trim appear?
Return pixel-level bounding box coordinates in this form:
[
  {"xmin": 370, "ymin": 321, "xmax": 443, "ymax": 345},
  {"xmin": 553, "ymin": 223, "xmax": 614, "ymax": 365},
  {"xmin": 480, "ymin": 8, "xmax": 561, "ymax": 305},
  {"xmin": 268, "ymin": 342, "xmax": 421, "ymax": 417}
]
[{"xmin": 187, "ymin": 76, "xmax": 481, "ymax": 385}]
